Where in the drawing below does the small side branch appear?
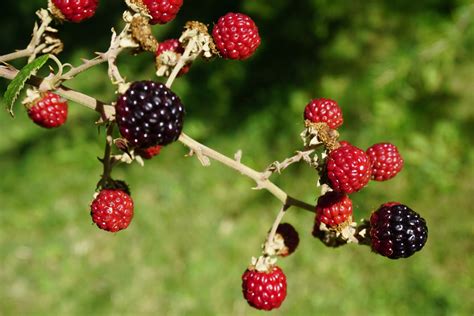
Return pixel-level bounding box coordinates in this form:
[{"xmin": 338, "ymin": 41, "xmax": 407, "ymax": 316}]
[
  {"xmin": 263, "ymin": 149, "xmax": 315, "ymax": 178},
  {"xmin": 178, "ymin": 133, "xmax": 315, "ymax": 212}
]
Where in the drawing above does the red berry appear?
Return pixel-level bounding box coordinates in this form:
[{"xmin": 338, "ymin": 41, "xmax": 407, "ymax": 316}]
[
  {"xmin": 27, "ymin": 92, "xmax": 68, "ymax": 128},
  {"xmin": 141, "ymin": 0, "xmax": 183, "ymax": 25},
  {"xmin": 90, "ymin": 189, "xmax": 134, "ymax": 232},
  {"xmin": 156, "ymin": 39, "xmax": 191, "ymax": 75},
  {"xmin": 315, "ymin": 191, "xmax": 353, "ymax": 228},
  {"xmin": 136, "ymin": 145, "xmax": 162, "ymax": 159},
  {"xmin": 212, "ymin": 13, "xmax": 261, "ymax": 60},
  {"xmin": 326, "ymin": 144, "xmax": 372, "ymax": 193},
  {"xmin": 339, "ymin": 140, "xmax": 351, "ymax": 147},
  {"xmin": 157, "ymin": 39, "xmax": 183, "ymax": 55},
  {"xmin": 242, "ymin": 265, "xmax": 287, "ymax": 311},
  {"xmin": 51, "ymin": 0, "xmax": 98, "ymax": 23},
  {"xmin": 366, "ymin": 142, "xmax": 404, "ymax": 181},
  {"xmin": 304, "ymin": 98, "xmax": 343, "ymax": 129}
]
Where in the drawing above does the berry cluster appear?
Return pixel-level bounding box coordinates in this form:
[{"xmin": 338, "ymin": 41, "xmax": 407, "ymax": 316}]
[
  {"xmin": 303, "ymin": 98, "xmax": 427, "ymax": 261},
  {"xmin": 12, "ymin": 2, "xmax": 430, "ymax": 312}
]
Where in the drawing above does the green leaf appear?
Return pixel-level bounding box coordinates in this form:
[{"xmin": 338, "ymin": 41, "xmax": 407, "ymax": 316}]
[{"xmin": 4, "ymin": 54, "xmax": 50, "ymax": 117}]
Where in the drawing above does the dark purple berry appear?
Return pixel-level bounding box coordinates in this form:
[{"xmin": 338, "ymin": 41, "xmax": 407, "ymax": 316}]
[
  {"xmin": 116, "ymin": 81, "xmax": 185, "ymax": 148},
  {"xmin": 370, "ymin": 203, "xmax": 428, "ymax": 259}
]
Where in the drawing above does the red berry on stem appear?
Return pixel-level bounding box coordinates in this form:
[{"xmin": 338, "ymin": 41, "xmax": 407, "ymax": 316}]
[
  {"xmin": 51, "ymin": 0, "xmax": 99, "ymax": 23},
  {"xmin": 212, "ymin": 13, "xmax": 261, "ymax": 60},
  {"xmin": 242, "ymin": 265, "xmax": 287, "ymax": 311},
  {"xmin": 326, "ymin": 144, "xmax": 372, "ymax": 193},
  {"xmin": 304, "ymin": 98, "xmax": 343, "ymax": 129},
  {"xmin": 27, "ymin": 91, "xmax": 68, "ymax": 128},
  {"xmin": 90, "ymin": 189, "xmax": 134, "ymax": 232},
  {"xmin": 156, "ymin": 39, "xmax": 191, "ymax": 76},
  {"xmin": 141, "ymin": 0, "xmax": 183, "ymax": 25},
  {"xmin": 136, "ymin": 145, "xmax": 162, "ymax": 159},
  {"xmin": 315, "ymin": 191, "xmax": 353, "ymax": 229},
  {"xmin": 366, "ymin": 142, "xmax": 404, "ymax": 181}
]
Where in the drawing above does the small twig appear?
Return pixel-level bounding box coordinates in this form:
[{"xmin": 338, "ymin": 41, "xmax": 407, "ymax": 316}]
[
  {"xmin": 178, "ymin": 133, "xmax": 315, "ymax": 212},
  {"xmin": 166, "ymin": 38, "xmax": 196, "ymax": 88},
  {"xmin": 264, "ymin": 204, "xmax": 290, "ymax": 255},
  {"xmin": 263, "ymin": 149, "xmax": 316, "ymax": 178},
  {"xmin": 0, "ymin": 65, "xmax": 115, "ymax": 121},
  {"xmin": 0, "ymin": 9, "xmax": 55, "ymax": 63},
  {"xmin": 60, "ymin": 26, "xmax": 129, "ymax": 83},
  {"xmin": 97, "ymin": 124, "xmax": 116, "ymax": 189},
  {"xmin": 0, "ymin": 49, "xmax": 33, "ymax": 63}
]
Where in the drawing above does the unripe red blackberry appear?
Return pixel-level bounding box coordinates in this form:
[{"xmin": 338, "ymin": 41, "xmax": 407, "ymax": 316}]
[
  {"xmin": 315, "ymin": 191, "xmax": 353, "ymax": 229},
  {"xmin": 212, "ymin": 13, "xmax": 261, "ymax": 60},
  {"xmin": 370, "ymin": 203, "xmax": 428, "ymax": 259},
  {"xmin": 26, "ymin": 91, "xmax": 68, "ymax": 128},
  {"xmin": 116, "ymin": 81, "xmax": 185, "ymax": 148},
  {"xmin": 141, "ymin": 0, "xmax": 183, "ymax": 25},
  {"xmin": 136, "ymin": 145, "xmax": 162, "ymax": 159},
  {"xmin": 50, "ymin": 0, "xmax": 99, "ymax": 23},
  {"xmin": 326, "ymin": 144, "xmax": 372, "ymax": 194},
  {"xmin": 366, "ymin": 142, "xmax": 404, "ymax": 181},
  {"xmin": 90, "ymin": 189, "xmax": 134, "ymax": 232},
  {"xmin": 242, "ymin": 265, "xmax": 287, "ymax": 311},
  {"xmin": 304, "ymin": 98, "xmax": 343, "ymax": 129},
  {"xmin": 157, "ymin": 39, "xmax": 183, "ymax": 55},
  {"xmin": 156, "ymin": 39, "xmax": 191, "ymax": 76}
]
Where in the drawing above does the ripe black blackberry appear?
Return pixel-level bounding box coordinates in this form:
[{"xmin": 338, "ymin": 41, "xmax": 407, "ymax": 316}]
[
  {"xmin": 116, "ymin": 81, "xmax": 185, "ymax": 148},
  {"xmin": 370, "ymin": 203, "xmax": 428, "ymax": 259}
]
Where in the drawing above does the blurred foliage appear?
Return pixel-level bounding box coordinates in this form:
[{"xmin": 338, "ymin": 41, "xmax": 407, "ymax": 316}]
[{"xmin": 1, "ymin": 1, "xmax": 473, "ymax": 315}]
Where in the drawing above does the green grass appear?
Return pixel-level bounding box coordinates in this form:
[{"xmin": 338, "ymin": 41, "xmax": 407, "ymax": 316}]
[{"xmin": 1, "ymin": 1, "xmax": 474, "ymax": 315}]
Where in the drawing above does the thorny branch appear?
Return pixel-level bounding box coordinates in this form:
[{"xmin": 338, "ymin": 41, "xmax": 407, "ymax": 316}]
[
  {"xmin": 0, "ymin": 9, "xmax": 61, "ymax": 64},
  {"xmin": 0, "ymin": 60, "xmax": 316, "ymax": 212},
  {"xmin": 0, "ymin": 9, "xmax": 320, "ymax": 214},
  {"xmin": 263, "ymin": 149, "xmax": 316, "ymax": 179}
]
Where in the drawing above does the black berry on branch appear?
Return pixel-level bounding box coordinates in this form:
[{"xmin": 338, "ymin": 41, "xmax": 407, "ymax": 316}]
[
  {"xmin": 26, "ymin": 91, "xmax": 68, "ymax": 128},
  {"xmin": 116, "ymin": 81, "xmax": 185, "ymax": 148},
  {"xmin": 212, "ymin": 12, "xmax": 261, "ymax": 60},
  {"xmin": 370, "ymin": 202, "xmax": 428, "ymax": 259}
]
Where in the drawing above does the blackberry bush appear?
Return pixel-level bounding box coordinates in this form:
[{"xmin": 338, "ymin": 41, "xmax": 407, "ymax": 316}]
[{"xmin": 0, "ymin": 2, "xmax": 430, "ymax": 312}]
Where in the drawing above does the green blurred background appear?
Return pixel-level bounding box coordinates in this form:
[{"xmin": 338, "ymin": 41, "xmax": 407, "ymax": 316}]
[{"xmin": 1, "ymin": 1, "xmax": 473, "ymax": 315}]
